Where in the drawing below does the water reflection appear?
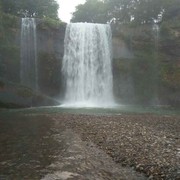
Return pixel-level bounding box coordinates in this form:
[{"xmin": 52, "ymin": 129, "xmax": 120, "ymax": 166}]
[{"xmin": 2, "ymin": 105, "xmax": 179, "ymax": 116}]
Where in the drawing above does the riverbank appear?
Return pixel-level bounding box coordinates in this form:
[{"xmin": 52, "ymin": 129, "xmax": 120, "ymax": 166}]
[
  {"xmin": 52, "ymin": 113, "xmax": 180, "ymax": 179},
  {"xmin": 0, "ymin": 112, "xmax": 179, "ymax": 179}
]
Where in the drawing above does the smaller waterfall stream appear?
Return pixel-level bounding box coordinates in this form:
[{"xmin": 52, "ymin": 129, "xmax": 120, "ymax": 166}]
[
  {"xmin": 20, "ymin": 18, "xmax": 38, "ymax": 90},
  {"xmin": 62, "ymin": 23, "xmax": 115, "ymax": 107},
  {"xmin": 151, "ymin": 23, "xmax": 160, "ymax": 105},
  {"xmin": 152, "ymin": 24, "xmax": 160, "ymax": 51}
]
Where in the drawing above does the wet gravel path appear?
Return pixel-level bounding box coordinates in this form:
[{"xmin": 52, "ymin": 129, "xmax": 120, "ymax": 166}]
[{"xmin": 43, "ymin": 129, "xmax": 145, "ymax": 180}]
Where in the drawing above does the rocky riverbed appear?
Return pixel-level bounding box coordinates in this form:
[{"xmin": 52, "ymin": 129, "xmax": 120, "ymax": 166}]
[
  {"xmin": 0, "ymin": 112, "xmax": 179, "ymax": 179},
  {"xmin": 51, "ymin": 113, "xmax": 180, "ymax": 179}
]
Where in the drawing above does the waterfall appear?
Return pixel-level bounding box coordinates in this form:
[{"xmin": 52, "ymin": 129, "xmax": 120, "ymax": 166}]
[
  {"xmin": 152, "ymin": 24, "xmax": 160, "ymax": 51},
  {"xmin": 20, "ymin": 18, "xmax": 38, "ymax": 90},
  {"xmin": 61, "ymin": 23, "xmax": 115, "ymax": 107},
  {"xmin": 151, "ymin": 23, "xmax": 160, "ymax": 105}
]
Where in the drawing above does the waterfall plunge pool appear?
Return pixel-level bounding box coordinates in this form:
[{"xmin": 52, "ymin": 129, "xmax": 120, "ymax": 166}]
[{"xmin": 1, "ymin": 105, "xmax": 179, "ymax": 116}]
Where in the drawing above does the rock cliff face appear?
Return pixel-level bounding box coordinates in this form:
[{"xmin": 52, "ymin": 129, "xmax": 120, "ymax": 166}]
[
  {"xmin": 158, "ymin": 21, "xmax": 180, "ymax": 107},
  {"xmin": 36, "ymin": 19, "xmax": 66, "ymax": 98},
  {"xmin": 0, "ymin": 16, "xmax": 66, "ymax": 91},
  {"xmin": 112, "ymin": 30, "xmax": 135, "ymax": 105},
  {"xmin": 0, "ymin": 17, "xmax": 66, "ymax": 108},
  {"xmin": 111, "ymin": 23, "xmax": 180, "ymax": 107},
  {"xmin": 0, "ymin": 78, "xmax": 59, "ymax": 108},
  {"xmin": 112, "ymin": 25, "xmax": 159, "ymax": 105},
  {"xmin": 0, "ymin": 15, "xmax": 21, "ymax": 83}
]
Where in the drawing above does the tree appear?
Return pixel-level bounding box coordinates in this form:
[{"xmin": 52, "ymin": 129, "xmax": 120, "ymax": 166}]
[
  {"xmin": 161, "ymin": 0, "xmax": 180, "ymax": 21},
  {"xmin": 1, "ymin": 0, "xmax": 59, "ymax": 19},
  {"xmin": 71, "ymin": 0, "xmax": 108, "ymax": 23},
  {"xmin": 131, "ymin": 0, "xmax": 163, "ymax": 24},
  {"xmin": 104, "ymin": 0, "xmax": 133, "ymax": 23},
  {"xmin": 71, "ymin": 0, "xmax": 164, "ymax": 24},
  {"xmin": 106, "ymin": 0, "xmax": 180, "ymax": 24},
  {"xmin": 104, "ymin": 0, "xmax": 164, "ymax": 24}
]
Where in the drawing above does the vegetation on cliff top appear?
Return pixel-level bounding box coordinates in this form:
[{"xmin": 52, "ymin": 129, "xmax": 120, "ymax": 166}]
[
  {"xmin": 72, "ymin": 0, "xmax": 180, "ymax": 25},
  {"xmin": 1, "ymin": 0, "xmax": 59, "ymax": 19}
]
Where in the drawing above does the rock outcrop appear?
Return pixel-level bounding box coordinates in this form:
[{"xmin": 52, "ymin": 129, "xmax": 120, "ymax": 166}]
[{"xmin": 0, "ymin": 78, "xmax": 60, "ymax": 108}]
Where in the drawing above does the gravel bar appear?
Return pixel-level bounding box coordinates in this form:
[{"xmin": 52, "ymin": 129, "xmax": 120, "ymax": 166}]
[{"xmin": 51, "ymin": 113, "xmax": 180, "ymax": 179}]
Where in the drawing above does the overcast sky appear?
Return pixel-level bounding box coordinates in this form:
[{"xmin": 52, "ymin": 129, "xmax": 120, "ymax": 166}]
[{"xmin": 56, "ymin": 0, "xmax": 85, "ymax": 23}]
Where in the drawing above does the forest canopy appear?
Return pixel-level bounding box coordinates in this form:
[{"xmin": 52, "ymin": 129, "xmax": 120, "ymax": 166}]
[
  {"xmin": 71, "ymin": 0, "xmax": 180, "ymax": 24},
  {"xmin": 0, "ymin": 0, "xmax": 59, "ymax": 19}
]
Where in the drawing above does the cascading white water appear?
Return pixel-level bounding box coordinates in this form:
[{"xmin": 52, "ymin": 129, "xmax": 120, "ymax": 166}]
[
  {"xmin": 62, "ymin": 23, "xmax": 115, "ymax": 107},
  {"xmin": 20, "ymin": 18, "xmax": 38, "ymax": 90},
  {"xmin": 152, "ymin": 24, "xmax": 160, "ymax": 51},
  {"xmin": 150, "ymin": 23, "xmax": 160, "ymax": 105}
]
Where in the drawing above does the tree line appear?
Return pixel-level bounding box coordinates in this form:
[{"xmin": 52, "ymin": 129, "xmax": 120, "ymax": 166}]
[
  {"xmin": 0, "ymin": 0, "xmax": 59, "ymax": 19},
  {"xmin": 71, "ymin": 0, "xmax": 180, "ymax": 24},
  {"xmin": 1, "ymin": 0, "xmax": 179, "ymax": 24}
]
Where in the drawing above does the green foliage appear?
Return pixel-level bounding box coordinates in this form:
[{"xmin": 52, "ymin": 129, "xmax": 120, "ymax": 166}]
[
  {"xmin": 1, "ymin": 13, "xmax": 18, "ymax": 30},
  {"xmin": 161, "ymin": 64, "xmax": 180, "ymax": 88},
  {"xmin": 161, "ymin": 18, "xmax": 180, "ymax": 37},
  {"xmin": 105, "ymin": 0, "xmax": 164, "ymax": 24},
  {"xmin": 38, "ymin": 17, "xmax": 66, "ymax": 30},
  {"xmin": 16, "ymin": 87, "xmax": 33, "ymax": 98},
  {"xmin": 105, "ymin": 0, "xmax": 133, "ymax": 23},
  {"xmin": 72, "ymin": 0, "xmax": 180, "ymax": 25},
  {"xmin": 1, "ymin": 0, "xmax": 59, "ymax": 19},
  {"xmin": 132, "ymin": 0, "xmax": 162, "ymax": 24},
  {"xmin": 162, "ymin": 0, "xmax": 180, "ymax": 21},
  {"xmin": 71, "ymin": 0, "xmax": 108, "ymax": 23},
  {"xmin": 72, "ymin": 0, "xmax": 162, "ymax": 24}
]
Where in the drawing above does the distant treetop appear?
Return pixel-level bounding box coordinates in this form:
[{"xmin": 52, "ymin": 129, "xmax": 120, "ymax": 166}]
[
  {"xmin": 1, "ymin": 0, "xmax": 59, "ymax": 19},
  {"xmin": 71, "ymin": 0, "xmax": 180, "ymax": 24}
]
